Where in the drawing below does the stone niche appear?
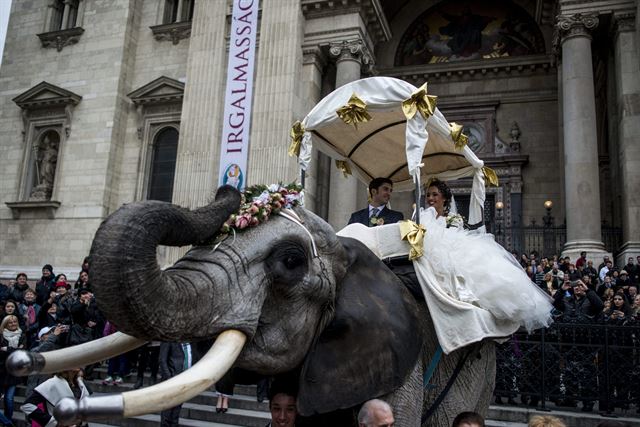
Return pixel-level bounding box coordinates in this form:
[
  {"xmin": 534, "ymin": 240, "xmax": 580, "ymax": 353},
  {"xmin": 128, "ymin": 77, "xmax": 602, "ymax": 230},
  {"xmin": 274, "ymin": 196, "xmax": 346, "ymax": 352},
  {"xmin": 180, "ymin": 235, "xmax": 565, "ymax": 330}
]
[{"xmin": 6, "ymin": 82, "xmax": 82, "ymax": 219}]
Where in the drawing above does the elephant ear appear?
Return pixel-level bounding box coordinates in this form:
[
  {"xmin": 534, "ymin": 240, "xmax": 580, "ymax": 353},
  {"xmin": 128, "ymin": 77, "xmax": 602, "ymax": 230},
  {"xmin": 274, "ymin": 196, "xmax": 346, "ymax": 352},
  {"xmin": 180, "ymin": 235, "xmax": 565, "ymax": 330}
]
[{"xmin": 297, "ymin": 237, "xmax": 424, "ymax": 416}]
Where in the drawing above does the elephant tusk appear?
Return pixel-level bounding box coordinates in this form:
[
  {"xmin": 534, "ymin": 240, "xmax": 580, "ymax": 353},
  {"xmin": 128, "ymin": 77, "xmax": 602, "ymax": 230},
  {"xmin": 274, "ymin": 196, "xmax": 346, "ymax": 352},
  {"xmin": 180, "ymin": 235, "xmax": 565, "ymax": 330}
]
[
  {"xmin": 53, "ymin": 329, "xmax": 247, "ymax": 424},
  {"xmin": 7, "ymin": 332, "xmax": 147, "ymax": 376}
]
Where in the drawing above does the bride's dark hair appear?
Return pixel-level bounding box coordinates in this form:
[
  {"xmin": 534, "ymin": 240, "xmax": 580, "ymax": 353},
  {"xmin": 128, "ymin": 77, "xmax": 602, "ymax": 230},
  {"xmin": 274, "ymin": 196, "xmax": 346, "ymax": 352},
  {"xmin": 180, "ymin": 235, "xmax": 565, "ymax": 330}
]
[{"xmin": 424, "ymin": 179, "xmax": 452, "ymax": 215}]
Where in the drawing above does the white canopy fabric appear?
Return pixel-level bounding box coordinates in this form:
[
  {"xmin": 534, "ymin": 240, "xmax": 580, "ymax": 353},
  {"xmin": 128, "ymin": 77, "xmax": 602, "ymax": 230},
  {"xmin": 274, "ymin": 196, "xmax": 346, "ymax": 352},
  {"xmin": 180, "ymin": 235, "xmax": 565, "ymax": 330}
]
[{"xmin": 292, "ymin": 76, "xmax": 493, "ymax": 225}]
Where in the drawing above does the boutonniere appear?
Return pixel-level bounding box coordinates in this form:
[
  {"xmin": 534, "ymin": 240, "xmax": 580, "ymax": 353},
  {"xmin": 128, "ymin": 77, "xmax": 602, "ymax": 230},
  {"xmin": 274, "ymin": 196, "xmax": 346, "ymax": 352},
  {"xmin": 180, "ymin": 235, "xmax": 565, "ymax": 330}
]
[
  {"xmin": 370, "ymin": 215, "xmax": 385, "ymax": 226},
  {"xmin": 445, "ymin": 213, "xmax": 464, "ymax": 227}
]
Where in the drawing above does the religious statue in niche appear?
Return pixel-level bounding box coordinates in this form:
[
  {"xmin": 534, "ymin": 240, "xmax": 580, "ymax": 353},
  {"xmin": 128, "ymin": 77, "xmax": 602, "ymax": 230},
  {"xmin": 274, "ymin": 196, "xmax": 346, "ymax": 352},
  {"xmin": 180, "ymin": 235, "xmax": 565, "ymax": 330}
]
[
  {"xmin": 395, "ymin": 0, "xmax": 545, "ymax": 66},
  {"xmin": 30, "ymin": 133, "xmax": 59, "ymax": 200}
]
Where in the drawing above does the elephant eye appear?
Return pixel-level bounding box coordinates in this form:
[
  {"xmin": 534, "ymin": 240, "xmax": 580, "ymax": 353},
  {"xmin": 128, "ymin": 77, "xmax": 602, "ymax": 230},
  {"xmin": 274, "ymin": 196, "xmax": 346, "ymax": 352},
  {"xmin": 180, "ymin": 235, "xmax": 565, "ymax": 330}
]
[{"xmin": 284, "ymin": 254, "xmax": 305, "ymax": 270}]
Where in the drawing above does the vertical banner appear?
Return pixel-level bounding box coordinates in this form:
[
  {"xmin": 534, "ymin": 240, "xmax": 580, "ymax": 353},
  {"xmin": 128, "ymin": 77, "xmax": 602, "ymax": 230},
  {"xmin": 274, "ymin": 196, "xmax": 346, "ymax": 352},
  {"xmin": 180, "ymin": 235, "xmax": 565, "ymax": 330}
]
[{"xmin": 218, "ymin": 0, "xmax": 260, "ymax": 190}]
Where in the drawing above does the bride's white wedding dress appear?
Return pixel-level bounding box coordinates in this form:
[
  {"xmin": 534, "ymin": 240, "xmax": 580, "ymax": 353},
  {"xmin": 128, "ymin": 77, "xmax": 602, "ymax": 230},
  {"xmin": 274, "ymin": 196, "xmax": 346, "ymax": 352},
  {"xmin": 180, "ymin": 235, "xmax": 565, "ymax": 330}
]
[{"xmin": 337, "ymin": 206, "xmax": 553, "ymax": 354}]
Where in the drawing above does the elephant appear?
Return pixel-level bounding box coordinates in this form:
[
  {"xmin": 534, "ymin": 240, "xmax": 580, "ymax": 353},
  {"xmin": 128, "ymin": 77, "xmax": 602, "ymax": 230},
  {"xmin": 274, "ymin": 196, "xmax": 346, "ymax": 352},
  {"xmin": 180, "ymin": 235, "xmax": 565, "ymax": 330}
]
[{"xmin": 13, "ymin": 186, "xmax": 496, "ymax": 426}]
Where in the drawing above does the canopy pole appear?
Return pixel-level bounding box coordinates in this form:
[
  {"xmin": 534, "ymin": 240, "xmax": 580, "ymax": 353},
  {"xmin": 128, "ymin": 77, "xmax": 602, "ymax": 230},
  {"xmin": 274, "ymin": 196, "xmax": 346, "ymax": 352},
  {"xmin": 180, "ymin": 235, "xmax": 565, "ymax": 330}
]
[
  {"xmin": 414, "ymin": 172, "xmax": 421, "ymax": 226},
  {"xmin": 300, "ymin": 169, "xmax": 306, "ymax": 189}
]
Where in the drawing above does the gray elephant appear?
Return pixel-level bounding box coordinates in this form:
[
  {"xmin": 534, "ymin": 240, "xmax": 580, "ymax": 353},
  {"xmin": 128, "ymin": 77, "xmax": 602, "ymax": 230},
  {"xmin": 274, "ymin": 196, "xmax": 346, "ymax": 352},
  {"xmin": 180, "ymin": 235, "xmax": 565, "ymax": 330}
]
[{"xmin": 31, "ymin": 186, "xmax": 496, "ymax": 426}]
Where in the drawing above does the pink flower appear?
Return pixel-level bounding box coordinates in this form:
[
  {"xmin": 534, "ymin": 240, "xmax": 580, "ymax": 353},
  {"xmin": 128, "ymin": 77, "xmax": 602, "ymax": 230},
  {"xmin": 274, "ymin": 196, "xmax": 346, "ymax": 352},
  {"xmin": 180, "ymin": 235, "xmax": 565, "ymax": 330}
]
[
  {"xmin": 235, "ymin": 215, "xmax": 250, "ymax": 229},
  {"xmin": 273, "ymin": 201, "xmax": 282, "ymax": 210},
  {"xmin": 250, "ymin": 216, "xmax": 260, "ymax": 226},
  {"xmin": 248, "ymin": 204, "xmax": 259, "ymax": 214}
]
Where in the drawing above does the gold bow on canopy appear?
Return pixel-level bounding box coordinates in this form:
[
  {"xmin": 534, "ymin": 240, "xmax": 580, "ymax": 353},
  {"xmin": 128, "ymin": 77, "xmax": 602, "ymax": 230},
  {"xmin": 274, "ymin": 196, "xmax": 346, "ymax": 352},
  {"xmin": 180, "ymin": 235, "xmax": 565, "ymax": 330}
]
[
  {"xmin": 335, "ymin": 160, "xmax": 352, "ymax": 178},
  {"xmin": 449, "ymin": 122, "xmax": 469, "ymax": 150},
  {"xmin": 336, "ymin": 93, "xmax": 371, "ymax": 129},
  {"xmin": 399, "ymin": 220, "xmax": 426, "ymax": 261},
  {"xmin": 288, "ymin": 121, "xmax": 305, "ymax": 157},
  {"xmin": 402, "ymin": 83, "xmax": 438, "ymax": 121},
  {"xmin": 482, "ymin": 166, "xmax": 499, "ymax": 187}
]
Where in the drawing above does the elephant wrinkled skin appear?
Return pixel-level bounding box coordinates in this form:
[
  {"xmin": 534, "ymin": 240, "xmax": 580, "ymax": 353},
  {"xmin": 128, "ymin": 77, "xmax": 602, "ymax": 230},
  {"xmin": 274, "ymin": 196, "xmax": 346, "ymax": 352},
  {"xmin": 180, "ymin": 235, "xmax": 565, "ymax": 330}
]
[{"xmin": 89, "ymin": 186, "xmax": 495, "ymax": 426}]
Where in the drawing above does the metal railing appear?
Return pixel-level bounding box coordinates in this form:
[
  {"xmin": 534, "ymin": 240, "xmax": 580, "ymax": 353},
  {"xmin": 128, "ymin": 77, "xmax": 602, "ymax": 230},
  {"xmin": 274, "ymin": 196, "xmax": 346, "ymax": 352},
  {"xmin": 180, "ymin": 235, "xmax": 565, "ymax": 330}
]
[
  {"xmin": 495, "ymin": 226, "xmax": 622, "ymax": 257},
  {"xmin": 495, "ymin": 321, "xmax": 640, "ymax": 413}
]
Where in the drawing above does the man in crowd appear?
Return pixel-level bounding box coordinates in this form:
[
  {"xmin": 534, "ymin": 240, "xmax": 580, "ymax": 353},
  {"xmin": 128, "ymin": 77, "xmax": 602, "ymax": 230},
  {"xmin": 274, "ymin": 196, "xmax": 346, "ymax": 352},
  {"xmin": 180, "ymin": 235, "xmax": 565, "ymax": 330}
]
[
  {"xmin": 623, "ymin": 257, "xmax": 636, "ymax": 283},
  {"xmin": 583, "ymin": 260, "xmax": 598, "ymax": 286},
  {"xmin": 597, "ymin": 275, "xmax": 616, "ymax": 298},
  {"xmin": 266, "ymin": 386, "xmax": 297, "ymax": 427},
  {"xmin": 348, "ymin": 177, "xmax": 403, "ymax": 227},
  {"xmin": 575, "ymin": 251, "xmax": 587, "ymax": 270},
  {"xmin": 357, "ymin": 399, "xmax": 394, "ymax": 427},
  {"xmin": 159, "ymin": 341, "xmax": 192, "ymax": 427},
  {"xmin": 599, "ymin": 260, "xmax": 613, "ymax": 283},
  {"xmin": 552, "ymin": 279, "xmax": 603, "ymax": 412},
  {"xmin": 598, "ymin": 255, "xmax": 611, "ymax": 273},
  {"xmin": 452, "ymin": 411, "xmax": 485, "ymax": 427},
  {"xmin": 35, "ymin": 264, "xmax": 56, "ymax": 306}
]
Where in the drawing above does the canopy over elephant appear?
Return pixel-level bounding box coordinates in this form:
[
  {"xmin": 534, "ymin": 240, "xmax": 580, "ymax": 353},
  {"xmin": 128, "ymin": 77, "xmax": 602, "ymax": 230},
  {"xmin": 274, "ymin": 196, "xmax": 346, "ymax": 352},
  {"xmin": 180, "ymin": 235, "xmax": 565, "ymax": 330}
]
[{"xmin": 8, "ymin": 185, "xmax": 495, "ymax": 426}]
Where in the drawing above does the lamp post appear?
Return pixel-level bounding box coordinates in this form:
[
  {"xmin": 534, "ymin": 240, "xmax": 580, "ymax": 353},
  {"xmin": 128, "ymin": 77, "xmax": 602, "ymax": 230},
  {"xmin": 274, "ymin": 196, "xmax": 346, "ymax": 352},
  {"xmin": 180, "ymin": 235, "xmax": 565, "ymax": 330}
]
[
  {"xmin": 495, "ymin": 201, "xmax": 504, "ymax": 245},
  {"xmin": 543, "ymin": 200, "xmax": 554, "ymax": 256}
]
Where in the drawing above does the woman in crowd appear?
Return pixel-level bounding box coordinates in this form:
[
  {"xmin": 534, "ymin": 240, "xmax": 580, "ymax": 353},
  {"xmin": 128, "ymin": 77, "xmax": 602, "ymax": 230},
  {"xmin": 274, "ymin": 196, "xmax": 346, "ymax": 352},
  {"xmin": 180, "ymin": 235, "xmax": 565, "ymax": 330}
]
[
  {"xmin": 0, "ymin": 315, "xmax": 26, "ymax": 422},
  {"xmin": 18, "ymin": 289, "xmax": 41, "ymax": 349},
  {"xmin": 74, "ymin": 270, "xmax": 91, "ymax": 292},
  {"xmin": 8, "ymin": 273, "xmax": 30, "ymax": 304},
  {"xmin": 606, "ymin": 294, "xmax": 633, "ymax": 325},
  {"xmin": 3, "ymin": 300, "xmax": 25, "ymax": 331},
  {"xmin": 632, "ymin": 294, "xmax": 640, "ymax": 319},
  {"xmin": 21, "ymin": 368, "xmax": 90, "ymax": 426},
  {"xmin": 602, "ymin": 287, "xmax": 615, "ymax": 303},
  {"xmin": 541, "ymin": 272, "xmax": 559, "ymax": 296},
  {"xmin": 53, "ymin": 279, "xmax": 74, "ymax": 325}
]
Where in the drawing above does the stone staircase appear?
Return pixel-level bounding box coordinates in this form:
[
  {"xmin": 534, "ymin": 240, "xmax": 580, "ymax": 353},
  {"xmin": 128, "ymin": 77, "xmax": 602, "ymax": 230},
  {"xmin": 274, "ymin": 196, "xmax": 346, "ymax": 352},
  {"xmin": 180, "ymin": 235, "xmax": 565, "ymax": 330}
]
[{"xmin": 7, "ymin": 366, "xmax": 640, "ymax": 426}]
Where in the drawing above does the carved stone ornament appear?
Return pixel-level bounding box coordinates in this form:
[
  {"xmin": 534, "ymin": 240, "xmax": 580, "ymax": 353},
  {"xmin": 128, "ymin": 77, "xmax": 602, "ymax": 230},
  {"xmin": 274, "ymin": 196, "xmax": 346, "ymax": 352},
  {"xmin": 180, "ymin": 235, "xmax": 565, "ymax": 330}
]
[
  {"xmin": 509, "ymin": 121, "xmax": 521, "ymax": 153},
  {"xmin": 329, "ymin": 40, "xmax": 374, "ymax": 72},
  {"xmin": 556, "ymin": 13, "xmax": 599, "ymax": 41},
  {"xmin": 613, "ymin": 13, "xmax": 636, "ymax": 34},
  {"xmin": 150, "ymin": 22, "xmax": 192, "ymax": 45},
  {"xmin": 37, "ymin": 27, "xmax": 85, "ymax": 52}
]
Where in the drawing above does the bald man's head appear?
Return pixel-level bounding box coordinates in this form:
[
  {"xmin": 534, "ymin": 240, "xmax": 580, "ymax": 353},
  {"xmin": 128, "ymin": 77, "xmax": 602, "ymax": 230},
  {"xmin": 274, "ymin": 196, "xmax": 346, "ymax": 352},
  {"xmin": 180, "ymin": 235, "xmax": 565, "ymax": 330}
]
[{"xmin": 358, "ymin": 399, "xmax": 394, "ymax": 427}]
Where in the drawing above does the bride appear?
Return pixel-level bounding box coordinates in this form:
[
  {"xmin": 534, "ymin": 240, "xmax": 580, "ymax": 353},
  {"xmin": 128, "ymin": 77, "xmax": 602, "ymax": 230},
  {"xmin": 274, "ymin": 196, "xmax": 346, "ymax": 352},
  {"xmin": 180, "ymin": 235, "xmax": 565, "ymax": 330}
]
[{"xmin": 413, "ymin": 179, "xmax": 553, "ymax": 352}]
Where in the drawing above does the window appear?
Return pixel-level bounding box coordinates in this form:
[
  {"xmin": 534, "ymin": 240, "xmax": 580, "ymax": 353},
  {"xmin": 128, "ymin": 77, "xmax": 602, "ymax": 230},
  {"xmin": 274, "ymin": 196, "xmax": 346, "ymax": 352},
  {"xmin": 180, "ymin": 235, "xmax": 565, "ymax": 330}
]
[
  {"xmin": 38, "ymin": 0, "xmax": 85, "ymax": 51},
  {"xmin": 50, "ymin": 0, "xmax": 79, "ymax": 31},
  {"xmin": 147, "ymin": 128, "xmax": 179, "ymax": 202},
  {"xmin": 151, "ymin": 0, "xmax": 194, "ymax": 44},
  {"xmin": 163, "ymin": 0, "xmax": 195, "ymax": 24}
]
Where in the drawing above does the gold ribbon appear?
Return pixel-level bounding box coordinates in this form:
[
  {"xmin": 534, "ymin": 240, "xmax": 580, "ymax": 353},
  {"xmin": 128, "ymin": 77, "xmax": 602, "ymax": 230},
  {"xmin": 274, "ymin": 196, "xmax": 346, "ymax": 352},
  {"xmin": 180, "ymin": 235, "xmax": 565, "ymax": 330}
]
[
  {"xmin": 288, "ymin": 121, "xmax": 305, "ymax": 157},
  {"xmin": 335, "ymin": 160, "xmax": 352, "ymax": 178},
  {"xmin": 482, "ymin": 166, "xmax": 499, "ymax": 187},
  {"xmin": 336, "ymin": 93, "xmax": 371, "ymax": 129},
  {"xmin": 401, "ymin": 83, "xmax": 438, "ymax": 120},
  {"xmin": 449, "ymin": 122, "xmax": 469, "ymax": 150},
  {"xmin": 399, "ymin": 220, "xmax": 426, "ymax": 261}
]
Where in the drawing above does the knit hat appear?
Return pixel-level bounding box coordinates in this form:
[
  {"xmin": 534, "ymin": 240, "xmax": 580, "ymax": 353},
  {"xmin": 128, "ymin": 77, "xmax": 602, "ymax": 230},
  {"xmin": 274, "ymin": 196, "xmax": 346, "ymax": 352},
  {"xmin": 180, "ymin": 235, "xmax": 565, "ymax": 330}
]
[
  {"xmin": 55, "ymin": 281, "xmax": 69, "ymax": 289},
  {"xmin": 42, "ymin": 264, "xmax": 53, "ymax": 274},
  {"xmin": 38, "ymin": 326, "xmax": 54, "ymax": 339}
]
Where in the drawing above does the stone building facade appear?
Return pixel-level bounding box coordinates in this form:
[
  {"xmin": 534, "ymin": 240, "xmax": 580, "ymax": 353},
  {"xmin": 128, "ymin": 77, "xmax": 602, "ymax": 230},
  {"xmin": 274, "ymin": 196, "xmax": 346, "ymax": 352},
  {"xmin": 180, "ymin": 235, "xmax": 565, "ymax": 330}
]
[{"xmin": 0, "ymin": 0, "xmax": 639, "ymax": 278}]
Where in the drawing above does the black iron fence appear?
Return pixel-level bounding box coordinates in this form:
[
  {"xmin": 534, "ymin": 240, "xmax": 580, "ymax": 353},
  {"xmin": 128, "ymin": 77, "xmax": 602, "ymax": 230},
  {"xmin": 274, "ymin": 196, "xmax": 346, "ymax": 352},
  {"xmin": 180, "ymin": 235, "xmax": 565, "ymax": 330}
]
[
  {"xmin": 495, "ymin": 321, "xmax": 640, "ymax": 413},
  {"xmin": 496, "ymin": 226, "xmax": 622, "ymax": 257}
]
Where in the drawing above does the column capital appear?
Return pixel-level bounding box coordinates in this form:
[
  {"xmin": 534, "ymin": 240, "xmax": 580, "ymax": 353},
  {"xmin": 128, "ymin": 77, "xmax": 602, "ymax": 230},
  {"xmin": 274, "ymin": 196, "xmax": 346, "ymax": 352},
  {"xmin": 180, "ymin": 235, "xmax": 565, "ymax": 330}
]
[
  {"xmin": 329, "ymin": 39, "xmax": 373, "ymax": 65},
  {"xmin": 612, "ymin": 12, "xmax": 636, "ymax": 36},
  {"xmin": 556, "ymin": 13, "xmax": 599, "ymax": 43}
]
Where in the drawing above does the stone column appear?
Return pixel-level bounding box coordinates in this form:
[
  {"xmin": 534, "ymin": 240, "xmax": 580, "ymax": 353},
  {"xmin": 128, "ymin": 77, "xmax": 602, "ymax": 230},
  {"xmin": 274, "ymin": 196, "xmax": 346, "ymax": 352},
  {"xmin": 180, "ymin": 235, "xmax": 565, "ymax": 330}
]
[
  {"xmin": 613, "ymin": 13, "xmax": 640, "ymax": 264},
  {"xmin": 557, "ymin": 14, "xmax": 609, "ymax": 261},
  {"xmin": 247, "ymin": 0, "xmax": 303, "ymax": 187},
  {"xmin": 165, "ymin": 2, "xmax": 227, "ymax": 263},
  {"xmin": 327, "ymin": 39, "xmax": 372, "ymax": 229},
  {"xmin": 170, "ymin": 3, "xmax": 226, "ymax": 209}
]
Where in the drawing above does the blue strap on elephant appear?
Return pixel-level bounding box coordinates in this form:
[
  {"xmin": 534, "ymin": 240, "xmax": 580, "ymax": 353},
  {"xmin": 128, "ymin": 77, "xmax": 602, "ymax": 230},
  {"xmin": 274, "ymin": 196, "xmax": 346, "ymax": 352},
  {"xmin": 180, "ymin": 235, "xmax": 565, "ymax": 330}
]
[{"xmin": 423, "ymin": 344, "xmax": 443, "ymax": 390}]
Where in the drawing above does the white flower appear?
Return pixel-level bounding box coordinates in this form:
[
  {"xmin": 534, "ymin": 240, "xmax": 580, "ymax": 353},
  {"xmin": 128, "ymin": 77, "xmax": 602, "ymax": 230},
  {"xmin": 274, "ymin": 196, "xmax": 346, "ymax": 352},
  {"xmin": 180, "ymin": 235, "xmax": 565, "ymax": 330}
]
[
  {"xmin": 267, "ymin": 184, "xmax": 280, "ymax": 192},
  {"xmin": 254, "ymin": 190, "xmax": 271, "ymax": 205}
]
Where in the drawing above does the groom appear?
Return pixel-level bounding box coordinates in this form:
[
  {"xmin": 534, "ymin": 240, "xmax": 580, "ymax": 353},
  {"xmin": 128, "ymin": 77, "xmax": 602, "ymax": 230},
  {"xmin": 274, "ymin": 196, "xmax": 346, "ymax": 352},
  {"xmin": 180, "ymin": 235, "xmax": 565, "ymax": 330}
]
[{"xmin": 348, "ymin": 177, "xmax": 404, "ymax": 227}]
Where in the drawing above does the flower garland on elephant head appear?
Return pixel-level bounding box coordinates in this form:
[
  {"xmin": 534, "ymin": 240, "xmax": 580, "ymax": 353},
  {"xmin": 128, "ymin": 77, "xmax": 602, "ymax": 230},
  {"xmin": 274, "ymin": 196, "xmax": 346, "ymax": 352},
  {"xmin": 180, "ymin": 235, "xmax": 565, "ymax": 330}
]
[{"xmin": 220, "ymin": 183, "xmax": 304, "ymax": 235}]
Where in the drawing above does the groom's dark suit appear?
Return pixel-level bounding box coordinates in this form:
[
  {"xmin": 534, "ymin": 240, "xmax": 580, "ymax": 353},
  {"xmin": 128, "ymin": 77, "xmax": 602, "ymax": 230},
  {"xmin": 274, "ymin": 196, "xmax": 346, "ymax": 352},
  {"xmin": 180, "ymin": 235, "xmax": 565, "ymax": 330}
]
[{"xmin": 348, "ymin": 206, "xmax": 404, "ymax": 227}]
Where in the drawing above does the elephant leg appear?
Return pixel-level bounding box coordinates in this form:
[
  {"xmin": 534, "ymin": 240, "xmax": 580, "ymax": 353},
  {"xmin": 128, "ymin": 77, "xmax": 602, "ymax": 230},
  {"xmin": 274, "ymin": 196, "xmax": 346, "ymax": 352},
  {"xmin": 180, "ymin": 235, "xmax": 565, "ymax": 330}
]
[
  {"xmin": 422, "ymin": 341, "xmax": 496, "ymax": 427},
  {"xmin": 383, "ymin": 359, "xmax": 424, "ymax": 427}
]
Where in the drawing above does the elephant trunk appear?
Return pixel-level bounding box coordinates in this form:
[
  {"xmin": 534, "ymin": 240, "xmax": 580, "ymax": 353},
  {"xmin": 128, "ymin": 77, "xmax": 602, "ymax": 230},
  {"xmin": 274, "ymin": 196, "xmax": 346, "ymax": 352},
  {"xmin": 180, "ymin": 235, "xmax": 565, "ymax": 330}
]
[{"xmin": 89, "ymin": 186, "xmax": 248, "ymax": 342}]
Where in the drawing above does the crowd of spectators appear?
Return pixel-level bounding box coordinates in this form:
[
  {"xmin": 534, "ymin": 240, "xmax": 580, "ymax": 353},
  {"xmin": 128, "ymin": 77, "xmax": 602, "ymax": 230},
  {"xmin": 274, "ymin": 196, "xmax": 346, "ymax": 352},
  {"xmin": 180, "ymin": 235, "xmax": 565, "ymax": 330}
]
[
  {"xmin": 0, "ymin": 258, "xmax": 160, "ymax": 426},
  {"xmin": 496, "ymin": 250, "xmax": 640, "ymax": 414}
]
